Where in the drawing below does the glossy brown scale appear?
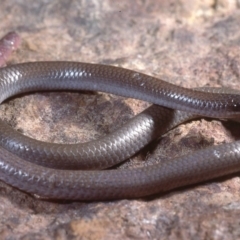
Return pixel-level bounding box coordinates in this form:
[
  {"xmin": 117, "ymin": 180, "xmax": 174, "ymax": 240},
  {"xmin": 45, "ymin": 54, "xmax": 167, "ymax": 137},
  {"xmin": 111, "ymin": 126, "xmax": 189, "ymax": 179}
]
[{"xmin": 0, "ymin": 61, "xmax": 240, "ymax": 200}]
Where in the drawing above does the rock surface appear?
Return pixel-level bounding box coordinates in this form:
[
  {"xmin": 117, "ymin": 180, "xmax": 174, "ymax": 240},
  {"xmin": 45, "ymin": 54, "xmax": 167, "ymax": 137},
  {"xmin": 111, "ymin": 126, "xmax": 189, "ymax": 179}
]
[{"xmin": 0, "ymin": 0, "xmax": 240, "ymax": 239}]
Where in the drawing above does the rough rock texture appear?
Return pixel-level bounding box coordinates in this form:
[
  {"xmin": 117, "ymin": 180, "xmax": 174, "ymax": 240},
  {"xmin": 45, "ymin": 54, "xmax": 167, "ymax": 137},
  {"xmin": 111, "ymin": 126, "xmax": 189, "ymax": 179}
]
[{"xmin": 1, "ymin": 0, "xmax": 240, "ymax": 239}]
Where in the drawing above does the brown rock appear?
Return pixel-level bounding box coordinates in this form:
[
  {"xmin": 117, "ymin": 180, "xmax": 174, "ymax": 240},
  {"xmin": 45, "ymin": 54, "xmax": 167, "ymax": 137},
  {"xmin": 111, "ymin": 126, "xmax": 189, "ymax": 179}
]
[{"xmin": 0, "ymin": 0, "xmax": 240, "ymax": 239}]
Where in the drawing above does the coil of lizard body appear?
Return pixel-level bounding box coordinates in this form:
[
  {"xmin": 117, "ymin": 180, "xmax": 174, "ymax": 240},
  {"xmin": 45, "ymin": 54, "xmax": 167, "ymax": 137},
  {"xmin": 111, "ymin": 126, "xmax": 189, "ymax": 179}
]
[{"xmin": 0, "ymin": 61, "xmax": 240, "ymax": 200}]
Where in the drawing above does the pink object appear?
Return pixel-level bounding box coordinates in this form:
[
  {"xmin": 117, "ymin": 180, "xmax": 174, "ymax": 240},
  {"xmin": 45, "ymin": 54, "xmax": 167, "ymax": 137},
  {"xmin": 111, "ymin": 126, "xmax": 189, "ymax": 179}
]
[{"xmin": 0, "ymin": 32, "xmax": 21, "ymax": 67}]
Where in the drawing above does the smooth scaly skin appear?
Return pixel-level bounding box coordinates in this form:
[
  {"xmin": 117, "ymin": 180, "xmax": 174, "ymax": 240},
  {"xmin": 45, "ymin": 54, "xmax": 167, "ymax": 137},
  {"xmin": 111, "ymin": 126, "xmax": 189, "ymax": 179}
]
[
  {"xmin": 0, "ymin": 61, "xmax": 240, "ymax": 171},
  {"xmin": 0, "ymin": 105, "xmax": 197, "ymax": 170},
  {"xmin": 1, "ymin": 87, "xmax": 239, "ymax": 170},
  {"xmin": 1, "ymin": 138, "xmax": 240, "ymax": 200},
  {"xmin": 0, "ymin": 87, "xmax": 238, "ymax": 170},
  {"xmin": 1, "ymin": 62, "xmax": 240, "ymax": 119},
  {"xmin": 0, "ymin": 32, "xmax": 240, "ymax": 200},
  {"xmin": 0, "ymin": 62, "xmax": 240, "ymax": 200}
]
